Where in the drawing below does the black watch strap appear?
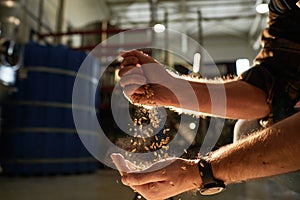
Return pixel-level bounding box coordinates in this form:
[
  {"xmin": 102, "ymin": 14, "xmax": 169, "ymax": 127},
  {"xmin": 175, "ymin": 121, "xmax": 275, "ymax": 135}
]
[{"xmin": 198, "ymin": 158, "xmax": 225, "ymax": 195}]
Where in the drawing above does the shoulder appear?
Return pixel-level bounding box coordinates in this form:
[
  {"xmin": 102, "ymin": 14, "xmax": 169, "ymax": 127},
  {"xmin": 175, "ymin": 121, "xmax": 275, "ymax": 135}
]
[{"xmin": 269, "ymin": 0, "xmax": 300, "ymax": 14}]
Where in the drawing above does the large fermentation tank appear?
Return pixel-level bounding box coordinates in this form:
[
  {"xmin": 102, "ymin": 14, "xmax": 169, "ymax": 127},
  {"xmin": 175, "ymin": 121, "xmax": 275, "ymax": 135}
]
[
  {"xmin": 0, "ymin": 0, "xmax": 21, "ymax": 101},
  {"xmin": 0, "ymin": 42, "xmax": 100, "ymax": 175}
]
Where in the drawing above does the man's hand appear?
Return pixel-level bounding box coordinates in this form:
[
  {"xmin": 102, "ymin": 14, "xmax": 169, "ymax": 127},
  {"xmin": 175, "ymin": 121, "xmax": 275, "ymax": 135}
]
[
  {"xmin": 118, "ymin": 50, "xmax": 179, "ymax": 107},
  {"xmin": 112, "ymin": 154, "xmax": 202, "ymax": 200}
]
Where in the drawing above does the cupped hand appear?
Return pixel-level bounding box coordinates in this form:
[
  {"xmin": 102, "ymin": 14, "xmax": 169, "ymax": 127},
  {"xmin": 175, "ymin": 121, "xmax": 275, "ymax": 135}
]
[
  {"xmin": 120, "ymin": 157, "xmax": 202, "ymax": 200},
  {"xmin": 118, "ymin": 50, "xmax": 179, "ymax": 107}
]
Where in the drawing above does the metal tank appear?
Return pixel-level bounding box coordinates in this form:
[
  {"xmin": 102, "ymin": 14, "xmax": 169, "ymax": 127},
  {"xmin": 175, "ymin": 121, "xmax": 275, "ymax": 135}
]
[{"xmin": 0, "ymin": 0, "xmax": 21, "ymax": 101}]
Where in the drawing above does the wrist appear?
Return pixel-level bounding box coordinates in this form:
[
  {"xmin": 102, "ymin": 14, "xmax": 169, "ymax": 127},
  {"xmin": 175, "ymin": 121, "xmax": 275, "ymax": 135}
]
[
  {"xmin": 167, "ymin": 78, "xmax": 199, "ymax": 109},
  {"xmin": 190, "ymin": 160, "xmax": 203, "ymax": 189},
  {"xmin": 197, "ymin": 157, "xmax": 226, "ymax": 195}
]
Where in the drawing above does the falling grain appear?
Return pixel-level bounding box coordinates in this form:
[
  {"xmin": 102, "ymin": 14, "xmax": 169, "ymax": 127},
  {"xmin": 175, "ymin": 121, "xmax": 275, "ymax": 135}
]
[{"xmin": 181, "ymin": 166, "xmax": 187, "ymax": 171}]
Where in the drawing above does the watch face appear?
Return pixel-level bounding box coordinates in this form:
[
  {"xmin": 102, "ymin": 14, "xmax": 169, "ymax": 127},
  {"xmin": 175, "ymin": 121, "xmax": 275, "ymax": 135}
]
[{"xmin": 200, "ymin": 186, "xmax": 225, "ymax": 195}]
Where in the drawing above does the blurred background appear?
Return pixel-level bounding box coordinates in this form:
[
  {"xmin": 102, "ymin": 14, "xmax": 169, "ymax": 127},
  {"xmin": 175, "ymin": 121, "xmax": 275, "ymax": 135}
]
[{"xmin": 0, "ymin": 0, "xmax": 299, "ymax": 199}]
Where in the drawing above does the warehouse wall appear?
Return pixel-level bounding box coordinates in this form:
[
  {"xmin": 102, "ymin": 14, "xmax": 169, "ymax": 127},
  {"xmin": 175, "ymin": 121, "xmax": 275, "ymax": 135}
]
[
  {"xmin": 204, "ymin": 35, "xmax": 258, "ymax": 63},
  {"xmin": 65, "ymin": 0, "xmax": 109, "ymax": 27},
  {"xmin": 15, "ymin": 0, "xmax": 258, "ymax": 64},
  {"xmin": 15, "ymin": 0, "xmax": 58, "ymax": 43}
]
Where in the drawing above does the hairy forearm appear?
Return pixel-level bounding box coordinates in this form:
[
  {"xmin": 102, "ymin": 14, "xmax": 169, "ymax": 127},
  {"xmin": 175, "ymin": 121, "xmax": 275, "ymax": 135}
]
[
  {"xmin": 167, "ymin": 78, "xmax": 269, "ymax": 119},
  {"xmin": 119, "ymin": 51, "xmax": 269, "ymax": 119},
  {"xmin": 209, "ymin": 112, "xmax": 300, "ymax": 184}
]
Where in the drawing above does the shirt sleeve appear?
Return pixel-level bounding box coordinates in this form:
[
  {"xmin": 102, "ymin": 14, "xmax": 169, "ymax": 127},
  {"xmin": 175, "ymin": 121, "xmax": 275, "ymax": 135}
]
[
  {"xmin": 240, "ymin": 66, "xmax": 275, "ymax": 103},
  {"xmin": 269, "ymin": 0, "xmax": 299, "ymax": 14}
]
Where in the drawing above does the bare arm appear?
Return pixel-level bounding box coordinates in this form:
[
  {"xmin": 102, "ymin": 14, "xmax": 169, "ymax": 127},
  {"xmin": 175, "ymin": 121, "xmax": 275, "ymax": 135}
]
[
  {"xmin": 211, "ymin": 111, "xmax": 300, "ymax": 184},
  {"xmin": 171, "ymin": 79, "xmax": 269, "ymax": 119},
  {"xmin": 119, "ymin": 50, "xmax": 270, "ymax": 119},
  {"xmin": 121, "ymin": 112, "xmax": 300, "ymax": 199}
]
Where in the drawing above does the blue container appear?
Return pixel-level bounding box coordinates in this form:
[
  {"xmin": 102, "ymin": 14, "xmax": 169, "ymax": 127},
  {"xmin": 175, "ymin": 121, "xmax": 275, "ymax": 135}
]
[{"xmin": 0, "ymin": 43, "xmax": 99, "ymax": 175}]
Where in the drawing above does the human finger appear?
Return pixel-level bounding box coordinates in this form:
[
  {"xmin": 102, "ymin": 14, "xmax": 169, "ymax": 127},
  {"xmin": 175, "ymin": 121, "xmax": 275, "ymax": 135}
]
[
  {"xmin": 121, "ymin": 56, "xmax": 139, "ymax": 67},
  {"xmin": 123, "ymin": 85, "xmax": 145, "ymax": 96},
  {"xmin": 124, "ymin": 170, "xmax": 168, "ymax": 186},
  {"xmin": 120, "ymin": 50, "xmax": 156, "ymax": 64},
  {"xmin": 119, "ymin": 74, "xmax": 147, "ymax": 88},
  {"xmin": 121, "ymin": 173, "xmax": 129, "ymax": 185},
  {"xmin": 131, "ymin": 182, "xmax": 168, "ymax": 200},
  {"xmin": 118, "ymin": 65, "xmax": 143, "ymax": 78}
]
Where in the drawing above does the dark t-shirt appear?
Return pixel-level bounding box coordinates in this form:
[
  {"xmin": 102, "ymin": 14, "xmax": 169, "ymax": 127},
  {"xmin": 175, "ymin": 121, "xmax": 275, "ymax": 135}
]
[
  {"xmin": 268, "ymin": 0, "xmax": 300, "ymax": 43},
  {"xmin": 241, "ymin": 2, "xmax": 300, "ymax": 193},
  {"xmin": 241, "ymin": 0, "xmax": 300, "ymax": 123}
]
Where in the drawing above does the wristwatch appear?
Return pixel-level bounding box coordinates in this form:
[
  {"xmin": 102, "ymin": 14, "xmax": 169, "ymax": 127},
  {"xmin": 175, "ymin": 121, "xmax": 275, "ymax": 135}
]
[{"xmin": 198, "ymin": 158, "xmax": 226, "ymax": 195}]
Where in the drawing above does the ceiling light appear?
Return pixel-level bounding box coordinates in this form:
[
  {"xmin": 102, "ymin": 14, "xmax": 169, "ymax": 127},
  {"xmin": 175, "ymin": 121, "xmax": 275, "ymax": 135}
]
[
  {"xmin": 1, "ymin": 0, "xmax": 15, "ymax": 7},
  {"xmin": 256, "ymin": 3, "xmax": 269, "ymax": 14},
  {"xmin": 153, "ymin": 24, "xmax": 165, "ymax": 33},
  {"xmin": 7, "ymin": 16, "xmax": 20, "ymax": 26},
  {"xmin": 193, "ymin": 53, "xmax": 201, "ymax": 73},
  {"xmin": 236, "ymin": 58, "xmax": 250, "ymax": 75}
]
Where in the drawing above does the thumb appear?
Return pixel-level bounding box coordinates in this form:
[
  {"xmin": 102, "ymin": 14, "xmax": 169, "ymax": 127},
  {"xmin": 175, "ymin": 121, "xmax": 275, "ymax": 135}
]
[{"xmin": 120, "ymin": 50, "xmax": 157, "ymax": 64}]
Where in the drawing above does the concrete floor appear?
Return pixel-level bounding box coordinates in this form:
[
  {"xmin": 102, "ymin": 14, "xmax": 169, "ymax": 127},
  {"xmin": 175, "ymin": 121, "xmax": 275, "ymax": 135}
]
[
  {"xmin": 0, "ymin": 169, "xmax": 299, "ymax": 200},
  {"xmin": 0, "ymin": 170, "xmax": 134, "ymax": 200}
]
